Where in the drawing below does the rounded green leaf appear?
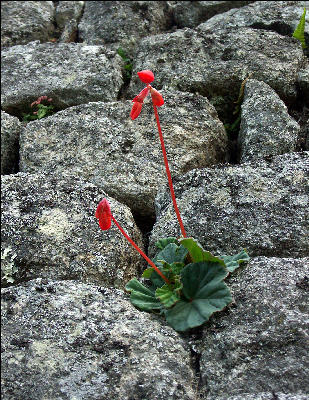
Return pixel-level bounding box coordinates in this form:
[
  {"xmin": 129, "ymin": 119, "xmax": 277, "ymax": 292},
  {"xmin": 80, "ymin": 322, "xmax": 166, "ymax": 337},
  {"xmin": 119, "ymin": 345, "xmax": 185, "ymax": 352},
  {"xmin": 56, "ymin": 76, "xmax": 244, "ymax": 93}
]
[{"xmin": 125, "ymin": 278, "xmax": 162, "ymax": 311}]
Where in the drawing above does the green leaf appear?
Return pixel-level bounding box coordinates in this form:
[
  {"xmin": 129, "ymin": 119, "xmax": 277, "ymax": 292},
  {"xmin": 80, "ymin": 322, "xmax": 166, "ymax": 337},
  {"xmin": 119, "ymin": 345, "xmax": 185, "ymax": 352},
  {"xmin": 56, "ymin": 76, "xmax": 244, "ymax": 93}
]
[
  {"xmin": 117, "ymin": 47, "xmax": 127, "ymax": 59},
  {"xmin": 155, "ymin": 282, "xmax": 181, "ymax": 308},
  {"xmin": 293, "ymin": 8, "xmax": 307, "ymax": 49},
  {"xmin": 179, "ymin": 237, "xmax": 225, "ymax": 265},
  {"xmin": 155, "ymin": 237, "xmax": 179, "ymax": 250},
  {"xmin": 142, "ymin": 267, "xmax": 154, "ymax": 278},
  {"xmin": 125, "ymin": 278, "xmax": 162, "ymax": 311},
  {"xmin": 153, "ymin": 243, "xmax": 188, "ymax": 266},
  {"xmin": 221, "ymin": 249, "xmax": 250, "ymax": 273},
  {"xmin": 165, "ymin": 262, "xmax": 232, "ymax": 331}
]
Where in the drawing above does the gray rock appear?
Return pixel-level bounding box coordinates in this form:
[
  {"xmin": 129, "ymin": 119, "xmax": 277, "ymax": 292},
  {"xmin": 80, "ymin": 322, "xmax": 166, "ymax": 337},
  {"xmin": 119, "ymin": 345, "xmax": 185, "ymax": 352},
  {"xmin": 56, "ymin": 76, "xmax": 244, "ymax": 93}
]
[
  {"xmin": 55, "ymin": 1, "xmax": 85, "ymax": 43},
  {"xmin": 297, "ymin": 63, "xmax": 309, "ymax": 106},
  {"xmin": 149, "ymin": 152, "xmax": 309, "ymax": 258},
  {"xmin": 19, "ymin": 91, "xmax": 228, "ymax": 216},
  {"xmin": 172, "ymin": 1, "xmax": 253, "ymax": 28},
  {"xmin": 79, "ymin": 1, "xmax": 173, "ymax": 53},
  {"xmin": 1, "ymin": 279, "xmax": 196, "ymax": 400},
  {"xmin": 129, "ymin": 27, "xmax": 305, "ymax": 121},
  {"xmin": 198, "ymin": 1, "xmax": 309, "ymax": 36},
  {"xmin": 197, "ymin": 256, "xmax": 309, "ymax": 399},
  {"xmin": 1, "ymin": 172, "xmax": 145, "ymax": 289},
  {"xmin": 1, "ymin": 41, "xmax": 123, "ymax": 114},
  {"xmin": 1, "ymin": 111, "xmax": 21, "ymax": 175},
  {"xmin": 238, "ymin": 79, "xmax": 300, "ymax": 162},
  {"xmin": 1, "ymin": 1, "xmax": 55, "ymax": 48}
]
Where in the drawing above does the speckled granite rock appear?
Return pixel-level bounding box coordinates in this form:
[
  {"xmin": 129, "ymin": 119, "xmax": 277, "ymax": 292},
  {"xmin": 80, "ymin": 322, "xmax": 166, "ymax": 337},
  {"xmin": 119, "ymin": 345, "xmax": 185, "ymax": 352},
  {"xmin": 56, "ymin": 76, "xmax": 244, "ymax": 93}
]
[
  {"xmin": 55, "ymin": 1, "xmax": 85, "ymax": 43},
  {"xmin": 1, "ymin": 41, "xmax": 123, "ymax": 114},
  {"xmin": 1, "ymin": 1, "xmax": 55, "ymax": 48},
  {"xmin": 1, "ymin": 279, "xmax": 196, "ymax": 400},
  {"xmin": 1, "ymin": 172, "xmax": 144, "ymax": 289},
  {"xmin": 1, "ymin": 111, "xmax": 21, "ymax": 175},
  {"xmin": 149, "ymin": 152, "xmax": 309, "ymax": 258},
  {"xmin": 197, "ymin": 256, "xmax": 309, "ymax": 399},
  {"xmin": 238, "ymin": 79, "xmax": 300, "ymax": 162},
  {"xmin": 19, "ymin": 91, "xmax": 228, "ymax": 216}
]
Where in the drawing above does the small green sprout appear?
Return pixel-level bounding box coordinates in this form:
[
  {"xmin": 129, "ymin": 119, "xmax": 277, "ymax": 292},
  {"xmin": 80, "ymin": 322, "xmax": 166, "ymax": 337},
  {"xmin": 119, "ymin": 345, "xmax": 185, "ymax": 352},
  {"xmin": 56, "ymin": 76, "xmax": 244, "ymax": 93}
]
[{"xmin": 293, "ymin": 8, "xmax": 307, "ymax": 49}]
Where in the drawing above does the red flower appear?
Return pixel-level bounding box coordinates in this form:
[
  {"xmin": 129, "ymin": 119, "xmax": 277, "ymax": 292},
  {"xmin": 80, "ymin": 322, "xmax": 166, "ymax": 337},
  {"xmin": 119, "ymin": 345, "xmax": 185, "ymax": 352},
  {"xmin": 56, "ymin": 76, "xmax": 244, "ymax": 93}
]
[
  {"xmin": 132, "ymin": 87, "xmax": 149, "ymax": 103},
  {"xmin": 130, "ymin": 101, "xmax": 143, "ymax": 120},
  {"xmin": 150, "ymin": 87, "xmax": 164, "ymax": 106},
  {"xmin": 95, "ymin": 198, "xmax": 112, "ymax": 230},
  {"xmin": 137, "ymin": 70, "xmax": 154, "ymax": 84}
]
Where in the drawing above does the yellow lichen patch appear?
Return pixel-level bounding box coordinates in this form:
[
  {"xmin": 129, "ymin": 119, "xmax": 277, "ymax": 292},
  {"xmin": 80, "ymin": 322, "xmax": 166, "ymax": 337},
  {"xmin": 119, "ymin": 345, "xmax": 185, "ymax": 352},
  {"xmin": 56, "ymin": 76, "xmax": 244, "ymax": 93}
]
[{"xmin": 37, "ymin": 208, "xmax": 71, "ymax": 241}]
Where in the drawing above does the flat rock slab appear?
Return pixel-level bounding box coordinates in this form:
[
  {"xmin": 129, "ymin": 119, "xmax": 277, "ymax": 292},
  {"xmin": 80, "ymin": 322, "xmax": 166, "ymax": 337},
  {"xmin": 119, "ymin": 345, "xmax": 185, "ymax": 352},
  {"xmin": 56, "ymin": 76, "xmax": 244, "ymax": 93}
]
[
  {"xmin": 129, "ymin": 26, "xmax": 305, "ymax": 120},
  {"xmin": 1, "ymin": 111, "xmax": 21, "ymax": 175},
  {"xmin": 1, "ymin": 279, "xmax": 196, "ymax": 400},
  {"xmin": 150, "ymin": 152, "xmax": 309, "ymax": 258},
  {"xmin": 19, "ymin": 91, "xmax": 227, "ymax": 216},
  {"xmin": 238, "ymin": 79, "xmax": 300, "ymax": 162},
  {"xmin": 1, "ymin": 42, "xmax": 123, "ymax": 114},
  {"xmin": 1, "ymin": 172, "xmax": 144, "ymax": 289},
  {"xmin": 198, "ymin": 256, "xmax": 309, "ymax": 399},
  {"xmin": 1, "ymin": 1, "xmax": 55, "ymax": 48}
]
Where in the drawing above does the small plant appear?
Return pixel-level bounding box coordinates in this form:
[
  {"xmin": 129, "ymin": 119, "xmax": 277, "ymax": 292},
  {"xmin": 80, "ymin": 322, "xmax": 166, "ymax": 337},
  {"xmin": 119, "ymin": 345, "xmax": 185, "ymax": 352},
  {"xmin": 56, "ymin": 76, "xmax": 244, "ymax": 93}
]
[
  {"xmin": 22, "ymin": 96, "xmax": 54, "ymax": 122},
  {"xmin": 117, "ymin": 47, "xmax": 133, "ymax": 80},
  {"xmin": 96, "ymin": 70, "xmax": 249, "ymax": 332},
  {"xmin": 292, "ymin": 8, "xmax": 306, "ymax": 49}
]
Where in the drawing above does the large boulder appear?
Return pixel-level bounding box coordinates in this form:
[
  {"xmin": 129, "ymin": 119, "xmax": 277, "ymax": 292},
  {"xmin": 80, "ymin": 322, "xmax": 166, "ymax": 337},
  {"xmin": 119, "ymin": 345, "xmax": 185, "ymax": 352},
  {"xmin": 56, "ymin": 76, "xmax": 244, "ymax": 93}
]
[
  {"xmin": 1, "ymin": 279, "xmax": 196, "ymax": 400},
  {"xmin": 19, "ymin": 91, "xmax": 228, "ymax": 216},
  {"xmin": 1, "ymin": 1, "xmax": 55, "ymax": 48},
  {"xmin": 1, "ymin": 172, "xmax": 144, "ymax": 289},
  {"xmin": 1, "ymin": 41, "xmax": 123, "ymax": 115},
  {"xmin": 198, "ymin": 256, "xmax": 309, "ymax": 399},
  {"xmin": 1, "ymin": 111, "xmax": 21, "ymax": 175},
  {"xmin": 149, "ymin": 152, "xmax": 309, "ymax": 258}
]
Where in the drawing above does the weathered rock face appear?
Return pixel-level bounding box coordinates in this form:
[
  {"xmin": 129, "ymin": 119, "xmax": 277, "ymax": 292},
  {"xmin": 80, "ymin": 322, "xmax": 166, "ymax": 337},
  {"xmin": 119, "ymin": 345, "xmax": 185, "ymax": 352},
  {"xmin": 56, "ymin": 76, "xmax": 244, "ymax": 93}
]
[
  {"xmin": 1, "ymin": 279, "xmax": 196, "ymax": 400},
  {"xmin": 150, "ymin": 152, "xmax": 309, "ymax": 258},
  {"xmin": 1, "ymin": 173, "xmax": 144, "ymax": 289},
  {"xmin": 55, "ymin": 1, "xmax": 85, "ymax": 43},
  {"xmin": 79, "ymin": 1, "xmax": 173, "ymax": 52},
  {"xmin": 238, "ymin": 79, "xmax": 300, "ymax": 162},
  {"xmin": 1, "ymin": 41, "xmax": 123, "ymax": 114},
  {"xmin": 197, "ymin": 256, "xmax": 309, "ymax": 399},
  {"xmin": 129, "ymin": 26, "xmax": 305, "ymax": 121},
  {"xmin": 1, "ymin": 1, "xmax": 55, "ymax": 48},
  {"xmin": 1, "ymin": 111, "xmax": 21, "ymax": 175},
  {"xmin": 19, "ymin": 91, "xmax": 228, "ymax": 216}
]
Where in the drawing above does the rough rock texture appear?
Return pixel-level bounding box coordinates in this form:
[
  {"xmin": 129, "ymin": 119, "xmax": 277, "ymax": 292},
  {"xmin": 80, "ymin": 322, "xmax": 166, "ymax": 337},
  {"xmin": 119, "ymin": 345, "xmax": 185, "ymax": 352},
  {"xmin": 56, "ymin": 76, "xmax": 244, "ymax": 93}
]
[
  {"xmin": 1, "ymin": 111, "xmax": 21, "ymax": 175},
  {"xmin": 129, "ymin": 26, "xmax": 305, "ymax": 121},
  {"xmin": 297, "ymin": 62, "xmax": 309, "ymax": 105},
  {"xmin": 172, "ymin": 1, "xmax": 253, "ymax": 28},
  {"xmin": 198, "ymin": 257, "xmax": 309, "ymax": 399},
  {"xmin": 1, "ymin": 41, "xmax": 123, "ymax": 114},
  {"xmin": 238, "ymin": 79, "xmax": 300, "ymax": 162},
  {"xmin": 1, "ymin": 279, "xmax": 196, "ymax": 400},
  {"xmin": 79, "ymin": 1, "xmax": 173, "ymax": 52},
  {"xmin": 55, "ymin": 1, "xmax": 85, "ymax": 43},
  {"xmin": 199, "ymin": 1, "xmax": 309, "ymax": 36},
  {"xmin": 19, "ymin": 91, "xmax": 228, "ymax": 216},
  {"xmin": 150, "ymin": 152, "xmax": 309, "ymax": 258},
  {"xmin": 1, "ymin": 173, "xmax": 144, "ymax": 289},
  {"xmin": 1, "ymin": 1, "xmax": 55, "ymax": 48}
]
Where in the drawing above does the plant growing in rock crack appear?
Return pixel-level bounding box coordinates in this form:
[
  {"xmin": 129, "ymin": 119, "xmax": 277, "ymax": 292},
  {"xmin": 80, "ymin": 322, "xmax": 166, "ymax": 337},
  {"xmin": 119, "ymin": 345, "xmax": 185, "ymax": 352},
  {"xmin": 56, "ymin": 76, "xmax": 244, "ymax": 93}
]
[
  {"xmin": 22, "ymin": 95, "xmax": 54, "ymax": 122},
  {"xmin": 292, "ymin": 8, "xmax": 307, "ymax": 49},
  {"xmin": 95, "ymin": 70, "xmax": 249, "ymax": 332}
]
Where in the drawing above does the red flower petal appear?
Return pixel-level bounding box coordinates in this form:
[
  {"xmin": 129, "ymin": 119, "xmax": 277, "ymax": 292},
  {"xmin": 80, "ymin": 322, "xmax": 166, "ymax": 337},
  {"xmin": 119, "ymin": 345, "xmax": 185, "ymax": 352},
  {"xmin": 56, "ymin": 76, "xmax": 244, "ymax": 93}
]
[
  {"xmin": 150, "ymin": 87, "xmax": 164, "ymax": 106},
  {"xmin": 95, "ymin": 198, "xmax": 112, "ymax": 230},
  {"xmin": 130, "ymin": 101, "xmax": 143, "ymax": 120},
  {"xmin": 132, "ymin": 87, "xmax": 149, "ymax": 103},
  {"xmin": 137, "ymin": 70, "xmax": 154, "ymax": 84}
]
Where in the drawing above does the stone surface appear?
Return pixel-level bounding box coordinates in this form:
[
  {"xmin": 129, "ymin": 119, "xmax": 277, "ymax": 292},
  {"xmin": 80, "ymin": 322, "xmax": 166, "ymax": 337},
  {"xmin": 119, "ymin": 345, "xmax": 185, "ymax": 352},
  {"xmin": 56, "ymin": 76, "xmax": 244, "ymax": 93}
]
[
  {"xmin": 198, "ymin": 1, "xmax": 309, "ymax": 36},
  {"xmin": 1, "ymin": 279, "xmax": 196, "ymax": 400},
  {"xmin": 1, "ymin": 41, "xmax": 123, "ymax": 115},
  {"xmin": 1, "ymin": 172, "xmax": 144, "ymax": 289},
  {"xmin": 172, "ymin": 1, "xmax": 253, "ymax": 28},
  {"xmin": 149, "ymin": 152, "xmax": 309, "ymax": 258},
  {"xmin": 1, "ymin": 111, "xmax": 21, "ymax": 175},
  {"xmin": 297, "ymin": 62, "xmax": 309, "ymax": 106},
  {"xmin": 1, "ymin": 1, "xmax": 55, "ymax": 48},
  {"xmin": 55, "ymin": 1, "xmax": 85, "ymax": 43},
  {"xmin": 197, "ymin": 256, "xmax": 309, "ymax": 399},
  {"xmin": 19, "ymin": 91, "xmax": 228, "ymax": 216},
  {"xmin": 129, "ymin": 26, "xmax": 305, "ymax": 121},
  {"xmin": 79, "ymin": 1, "xmax": 173, "ymax": 52},
  {"xmin": 238, "ymin": 79, "xmax": 300, "ymax": 162}
]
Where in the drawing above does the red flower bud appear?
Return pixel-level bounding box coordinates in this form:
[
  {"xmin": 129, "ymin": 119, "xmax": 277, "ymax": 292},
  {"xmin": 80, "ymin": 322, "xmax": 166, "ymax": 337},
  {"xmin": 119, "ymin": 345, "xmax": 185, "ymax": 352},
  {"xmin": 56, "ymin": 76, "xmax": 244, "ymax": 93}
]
[
  {"xmin": 130, "ymin": 101, "xmax": 143, "ymax": 120},
  {"xmin": 150, "ymin": 87, "xmax": 164, "ymax": 107},
  {"xmin": 95, "ymin": 198, "xmax": 112, "ymax": 230},
  {"xmin": 137, "ymin": 70, "xmax": 154, "ymax": 84},
  {"xmin": 132, "ymin": 87, "xmax": 149, "ymax": 103}
]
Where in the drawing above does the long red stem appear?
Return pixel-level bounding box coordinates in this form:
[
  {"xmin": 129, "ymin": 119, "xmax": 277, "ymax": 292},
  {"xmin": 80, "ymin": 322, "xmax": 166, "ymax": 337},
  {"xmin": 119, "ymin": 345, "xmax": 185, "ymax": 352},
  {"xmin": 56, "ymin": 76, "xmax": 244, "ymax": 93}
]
[
  {"xmin": 152, "ymin": 104, "xmax": 187, "ymax": 238},
  {"xmin": 111, "ymin": 215, "xmax": 170, "ymax": 284}
]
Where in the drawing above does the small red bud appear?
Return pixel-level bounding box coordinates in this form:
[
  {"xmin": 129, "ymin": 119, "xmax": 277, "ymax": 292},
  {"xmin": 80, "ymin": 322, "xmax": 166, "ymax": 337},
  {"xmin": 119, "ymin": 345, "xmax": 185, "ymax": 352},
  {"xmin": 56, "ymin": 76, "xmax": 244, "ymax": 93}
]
[
  {"xmin": 95, "ymin": 198, "xmax": 112, "ymax": 231},
  {"xmin": 130, "ymin": 102, "xmax": 143, "ymax": 120},
  {"xmin": 137, "ymin": 70, "xmax": 154, "ymax": 84},
  {"xmin": 150, "ymin": 87, "xmax": 164, "ymax": 107},
  {"xmin": 132, "ymin": 87, "xmax": 149, "ymax": 103}
]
